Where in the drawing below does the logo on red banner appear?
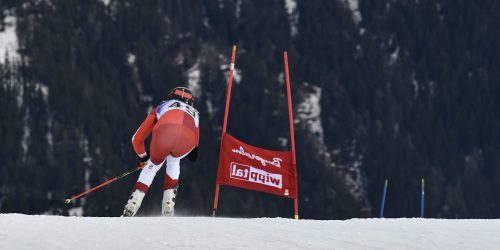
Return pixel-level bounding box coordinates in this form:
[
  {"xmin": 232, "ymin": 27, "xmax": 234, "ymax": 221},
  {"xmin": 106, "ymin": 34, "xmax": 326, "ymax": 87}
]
[
  {"xmin": 230, "ymin": 162, "xmax": 282, "ymax": 188},
  {"xmin": 216, "ymin": 133, "xmax": 297, "ymax": 198},
  {"xmin": 231, "ymin": 146, "xmax": 283, "ymax": 168}
]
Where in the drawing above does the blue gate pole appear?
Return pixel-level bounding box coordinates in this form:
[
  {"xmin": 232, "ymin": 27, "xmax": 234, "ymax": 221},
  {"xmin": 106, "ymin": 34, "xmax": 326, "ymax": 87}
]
[
  {"xmin": 420, "ymin": 178, "xmax": 425, "ymax": 218},
  {"xmin": 379, "ymin": 179, "xmax": 388, "ymax": 218}
]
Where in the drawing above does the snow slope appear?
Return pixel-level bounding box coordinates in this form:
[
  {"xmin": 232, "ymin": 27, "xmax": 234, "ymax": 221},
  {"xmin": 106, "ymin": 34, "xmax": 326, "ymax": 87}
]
[{"xmin": 0, "ymin": 214, "xmax": 499, "ymax": 249}]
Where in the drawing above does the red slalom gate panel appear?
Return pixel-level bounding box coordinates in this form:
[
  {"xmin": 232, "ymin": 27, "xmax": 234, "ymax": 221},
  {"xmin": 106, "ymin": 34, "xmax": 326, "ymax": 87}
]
[{"xmin": 216, "ymin": 133, "xmax": 297, "ymax": 198}]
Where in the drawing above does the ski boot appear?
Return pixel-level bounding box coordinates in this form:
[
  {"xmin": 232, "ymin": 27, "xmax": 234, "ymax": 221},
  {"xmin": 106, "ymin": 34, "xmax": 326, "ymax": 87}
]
[
  {"xmin": 122, "ymin": 189, "xmax": 146, "ymax": 217},
  {"xmin": 162, "ymin": 186, "xmax": 178, "ymax": 216}
]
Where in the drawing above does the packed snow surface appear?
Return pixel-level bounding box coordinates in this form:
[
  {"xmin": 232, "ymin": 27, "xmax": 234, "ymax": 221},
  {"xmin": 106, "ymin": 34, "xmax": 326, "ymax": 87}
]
[{"xmin": 1, "ymin": 214, "xmax": 499, "ymax": 250}]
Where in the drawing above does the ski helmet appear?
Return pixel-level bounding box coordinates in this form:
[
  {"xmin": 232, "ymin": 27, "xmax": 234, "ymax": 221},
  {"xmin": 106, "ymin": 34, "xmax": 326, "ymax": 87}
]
[{"xmin": 169, "ymin": 87, "xmax": 195, "ymax": 106}]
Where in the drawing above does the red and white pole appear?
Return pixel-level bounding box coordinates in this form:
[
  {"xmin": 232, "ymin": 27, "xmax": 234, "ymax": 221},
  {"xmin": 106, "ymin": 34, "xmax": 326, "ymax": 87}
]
[
  {"xmin": 284, "ymin": 51, "xmax": 299, "ymax": 220},
  {"xmin": 65, "ymin": 166, "xmax": 142, "ymax": 204},
  {"xmin": 213, "ymin": 45, "xmax": 237, "ymax": 216}
]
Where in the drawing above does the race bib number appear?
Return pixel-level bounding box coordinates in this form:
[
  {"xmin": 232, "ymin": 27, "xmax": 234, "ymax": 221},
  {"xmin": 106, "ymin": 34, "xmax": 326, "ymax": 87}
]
[{"xmin": 156, "ymin": 100, "xmax": 199, "ymax": 127}]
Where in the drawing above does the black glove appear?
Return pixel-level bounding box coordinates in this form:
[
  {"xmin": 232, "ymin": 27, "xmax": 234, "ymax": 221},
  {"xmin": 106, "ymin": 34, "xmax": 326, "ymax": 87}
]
[
  {"xmin": 187, "ymin": 147, "xmax": 198, "ymax": 162},
  {"xmin": 137, "ymin": 151, "xmax": 150, "ymax": 168}
]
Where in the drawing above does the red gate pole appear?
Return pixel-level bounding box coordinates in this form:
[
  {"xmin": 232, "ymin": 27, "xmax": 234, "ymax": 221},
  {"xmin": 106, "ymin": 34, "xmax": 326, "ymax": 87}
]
[
  {"xmin": 284, "ymin": 51, "xmax": 299, "ymax": 220},
  {"xmin": 213, "ymin": 45, "xmax": 237, "ymax": 217},
  {"xmin": 222, "ymin": 45, "xmax": 237, "ymax": 134}
]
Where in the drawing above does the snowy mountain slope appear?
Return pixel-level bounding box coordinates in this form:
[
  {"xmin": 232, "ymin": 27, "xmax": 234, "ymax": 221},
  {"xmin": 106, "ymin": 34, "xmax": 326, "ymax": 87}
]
[{"xmin": 0, "ymin": 214, "xmax": 499, "ymax": 250}]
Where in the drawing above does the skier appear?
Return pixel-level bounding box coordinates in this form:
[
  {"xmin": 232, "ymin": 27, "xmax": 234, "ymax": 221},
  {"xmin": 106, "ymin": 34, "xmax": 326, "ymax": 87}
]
[{"xmin": 122, "ymin": 87, "xmax": 199, "ymax": 217}]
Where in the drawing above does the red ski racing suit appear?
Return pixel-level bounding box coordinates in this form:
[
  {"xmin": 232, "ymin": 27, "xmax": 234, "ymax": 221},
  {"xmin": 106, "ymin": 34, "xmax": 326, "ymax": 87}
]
[{"xmin": 131, "ymin": 100, "xmax": 199, "ymax": 192}]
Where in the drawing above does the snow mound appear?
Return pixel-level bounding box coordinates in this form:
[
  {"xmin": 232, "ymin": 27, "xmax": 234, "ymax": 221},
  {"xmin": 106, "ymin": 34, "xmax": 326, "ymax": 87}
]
[{"xmin": 1, "ymin": 214, "xmax": 499, "ymax": 249}]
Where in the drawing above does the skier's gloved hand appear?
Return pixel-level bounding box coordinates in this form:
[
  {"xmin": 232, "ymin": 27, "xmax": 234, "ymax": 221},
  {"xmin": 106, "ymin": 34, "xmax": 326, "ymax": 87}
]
[{"xmin": 137, "ymin": 151, "xmax": 150, "ymax": 169}]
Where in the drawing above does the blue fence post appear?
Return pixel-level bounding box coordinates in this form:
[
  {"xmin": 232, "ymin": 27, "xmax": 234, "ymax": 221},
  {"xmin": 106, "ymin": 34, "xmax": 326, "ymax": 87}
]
[
  {"xmin": 420, "ymin": 178, "xmax": 425, "ymax": 218},
  {"xmin": 379, "ymin": 179, "xmax": 388, "ymax": 218}
]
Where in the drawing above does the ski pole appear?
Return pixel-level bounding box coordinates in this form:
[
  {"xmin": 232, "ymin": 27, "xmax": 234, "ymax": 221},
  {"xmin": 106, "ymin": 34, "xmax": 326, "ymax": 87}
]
[{"xmin": 65, "ymin": 166, "xmax": 142, "ymax": 204}]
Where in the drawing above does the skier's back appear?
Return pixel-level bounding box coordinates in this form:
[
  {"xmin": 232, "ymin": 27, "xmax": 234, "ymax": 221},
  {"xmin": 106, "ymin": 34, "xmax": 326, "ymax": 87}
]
[{"xmin": 123, "ymin": 87, "xmax": 199, "ymax": 217}]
